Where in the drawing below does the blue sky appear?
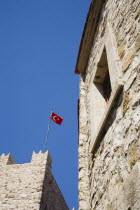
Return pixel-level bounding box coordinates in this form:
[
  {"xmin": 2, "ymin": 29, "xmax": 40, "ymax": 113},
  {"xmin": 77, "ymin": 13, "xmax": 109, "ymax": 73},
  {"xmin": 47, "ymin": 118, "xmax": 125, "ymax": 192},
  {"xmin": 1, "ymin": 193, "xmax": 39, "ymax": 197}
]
[{"xmin": 0, "ymin": 1, "xmax": 90, "ymax": 209}]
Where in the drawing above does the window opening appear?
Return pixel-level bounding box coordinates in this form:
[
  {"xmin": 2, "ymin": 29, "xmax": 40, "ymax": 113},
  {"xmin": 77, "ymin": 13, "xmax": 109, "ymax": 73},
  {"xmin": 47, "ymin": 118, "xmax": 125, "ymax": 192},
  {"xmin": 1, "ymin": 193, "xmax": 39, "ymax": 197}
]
[{"xmin": 93, "ymin": 48, "xmax": 112, "ymax": 105}]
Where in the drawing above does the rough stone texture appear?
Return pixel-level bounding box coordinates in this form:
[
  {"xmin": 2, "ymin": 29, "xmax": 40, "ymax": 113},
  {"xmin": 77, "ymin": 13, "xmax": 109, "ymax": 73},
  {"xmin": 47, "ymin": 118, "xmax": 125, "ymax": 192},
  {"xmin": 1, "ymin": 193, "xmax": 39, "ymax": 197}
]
[
  {"xmin": 0, "ymin": 151, "xmax": 69, "ymax": 210},
  {"xmin": 77, "ymin": 0, "xmax": 140, "ymax": 209},
  {"xmin": 106, "ymin": 162, "xmax": 140, "ymax": 210}
]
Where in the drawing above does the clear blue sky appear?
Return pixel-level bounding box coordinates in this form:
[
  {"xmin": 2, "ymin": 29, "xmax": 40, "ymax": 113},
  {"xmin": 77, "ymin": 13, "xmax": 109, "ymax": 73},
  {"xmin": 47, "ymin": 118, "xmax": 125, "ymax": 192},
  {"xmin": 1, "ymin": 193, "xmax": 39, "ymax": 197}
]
[{"xmin": 0, "ymin": 1, "xmax": 90, "ymax": 209}]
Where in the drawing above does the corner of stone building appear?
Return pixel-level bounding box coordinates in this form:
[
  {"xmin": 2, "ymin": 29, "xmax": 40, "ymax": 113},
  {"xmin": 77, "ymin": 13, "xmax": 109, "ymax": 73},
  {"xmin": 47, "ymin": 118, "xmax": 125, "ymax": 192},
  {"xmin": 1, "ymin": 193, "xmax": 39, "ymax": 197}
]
[
  {"xmin": 37, "ymin": 151, "xmax": 69, "ymax": 210},
  {"xmin": 31, "ymin": 150, "xmax": 52, "ymax": 170},
  {"xmin": 0, "ymin": 153, "xmax": 15, "ymax": 166},
  {"xmin": 31, "ymin": 150, "xmax": 69, "ymax": 208}
]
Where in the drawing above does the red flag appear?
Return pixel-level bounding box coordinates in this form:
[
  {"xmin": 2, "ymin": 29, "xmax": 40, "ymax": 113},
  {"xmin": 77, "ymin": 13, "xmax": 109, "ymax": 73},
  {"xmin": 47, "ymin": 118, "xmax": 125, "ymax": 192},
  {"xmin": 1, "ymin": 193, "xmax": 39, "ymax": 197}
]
[{"xmin": 51, "ymin": 112, "xmax": 64, "ymax": 125}]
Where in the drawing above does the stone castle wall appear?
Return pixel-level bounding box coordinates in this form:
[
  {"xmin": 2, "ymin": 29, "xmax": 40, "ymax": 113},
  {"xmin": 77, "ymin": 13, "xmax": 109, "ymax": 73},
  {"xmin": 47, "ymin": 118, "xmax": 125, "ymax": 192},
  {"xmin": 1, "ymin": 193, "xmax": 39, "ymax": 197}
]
[
  {"xmin": 78, "ymin": 0, "xmax": 140, "ymax": 209},
  {"xmin": 0, "ymin": 151, "xmax": 69, "ymax": 210}
]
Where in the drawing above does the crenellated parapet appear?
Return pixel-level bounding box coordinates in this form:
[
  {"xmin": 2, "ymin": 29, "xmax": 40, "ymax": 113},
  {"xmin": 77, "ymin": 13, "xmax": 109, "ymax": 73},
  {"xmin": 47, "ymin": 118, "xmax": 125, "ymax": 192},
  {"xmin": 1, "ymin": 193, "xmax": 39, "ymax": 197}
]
[
  {"xmin": 31, "ymin": 150, "xmax": 52, "ymax": 169},
  {"xmin": 0, "ymin": 150, "xmax": 68, "ymax": 210},
  {"xmin": 0, "ymin": 150, "xmax": 52, "ymax": 168},
  {"xmin": 0, "ymin": 153, "xmax": 15, "ymax": 166}
]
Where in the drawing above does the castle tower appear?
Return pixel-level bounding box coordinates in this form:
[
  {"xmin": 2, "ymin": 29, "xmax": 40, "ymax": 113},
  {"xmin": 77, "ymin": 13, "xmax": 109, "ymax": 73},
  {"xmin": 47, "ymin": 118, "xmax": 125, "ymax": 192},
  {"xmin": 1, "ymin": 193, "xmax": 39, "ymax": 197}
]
[
  {"xmin": 0, "ymin": 151, "xmax": 69, "ymax": 210},
  {"xmin": 75, "ymin": 0, "xmax": 140, "ymax": 209}
]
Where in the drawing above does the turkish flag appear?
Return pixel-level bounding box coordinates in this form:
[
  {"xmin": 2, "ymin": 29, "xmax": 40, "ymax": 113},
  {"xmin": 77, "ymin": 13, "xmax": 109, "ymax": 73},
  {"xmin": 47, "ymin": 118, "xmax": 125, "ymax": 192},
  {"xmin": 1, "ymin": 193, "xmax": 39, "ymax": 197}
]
[{"xmin": 51, "ymin": 112, "xmax": 64, "ymax": 125}]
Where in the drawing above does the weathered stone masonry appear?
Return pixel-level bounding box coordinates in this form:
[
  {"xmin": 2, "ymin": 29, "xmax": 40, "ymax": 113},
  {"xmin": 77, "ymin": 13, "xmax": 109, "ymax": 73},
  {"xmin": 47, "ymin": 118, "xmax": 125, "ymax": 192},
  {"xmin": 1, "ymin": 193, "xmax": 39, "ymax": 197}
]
[
  {"xmin": 76, "ymin": 0, "xmax": 140, "ymax": 209},
  {"xmin": 0, "ymin": 151, "xmax": 69, "ymax": 210}
]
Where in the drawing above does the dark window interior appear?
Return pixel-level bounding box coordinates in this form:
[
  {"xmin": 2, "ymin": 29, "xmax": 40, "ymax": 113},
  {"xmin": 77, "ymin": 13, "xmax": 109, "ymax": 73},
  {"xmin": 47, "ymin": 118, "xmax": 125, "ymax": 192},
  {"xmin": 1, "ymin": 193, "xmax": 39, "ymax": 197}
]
[
  {"xmin": 102, "ymin": 71, "xmax": 112, "ymax": 103},
  {"xmin": 93, "ymin": 48, "xmax": 112, "ymax": 104}
]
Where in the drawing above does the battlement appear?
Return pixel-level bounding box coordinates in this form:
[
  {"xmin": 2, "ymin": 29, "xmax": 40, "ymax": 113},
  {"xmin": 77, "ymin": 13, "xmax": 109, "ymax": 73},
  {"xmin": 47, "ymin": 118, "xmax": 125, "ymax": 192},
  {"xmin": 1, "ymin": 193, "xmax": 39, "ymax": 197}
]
[
  {"xmin": 31, "ymin": 150, "xmax": 52, "ymax": 169},
  {"xmin": 0, "ymin": 150, "xmax": 68, "ymax": 209},
  {"xmin": 0, "ymin": 150, "xmax": 52, "ymax": 169},
  {"xmin": 0, "ymin": 153, "xmax": 15, "ymax": 166}
]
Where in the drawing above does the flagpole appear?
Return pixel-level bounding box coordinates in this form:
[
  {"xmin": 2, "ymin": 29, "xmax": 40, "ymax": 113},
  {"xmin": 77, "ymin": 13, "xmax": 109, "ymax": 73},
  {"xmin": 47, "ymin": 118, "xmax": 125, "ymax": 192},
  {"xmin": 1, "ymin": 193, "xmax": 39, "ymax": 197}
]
[{"xmin": 44, "ymin": 109, "xmax": 53, "ymax": 152}]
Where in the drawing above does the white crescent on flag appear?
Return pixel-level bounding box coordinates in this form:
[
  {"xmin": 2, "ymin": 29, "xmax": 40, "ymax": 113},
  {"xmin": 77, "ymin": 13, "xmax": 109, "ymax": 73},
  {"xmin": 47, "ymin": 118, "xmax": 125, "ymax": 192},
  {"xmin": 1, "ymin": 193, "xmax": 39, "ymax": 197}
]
[{"xmin": 53, "ymin": 116, "xmax": 59, "ymax": 121}]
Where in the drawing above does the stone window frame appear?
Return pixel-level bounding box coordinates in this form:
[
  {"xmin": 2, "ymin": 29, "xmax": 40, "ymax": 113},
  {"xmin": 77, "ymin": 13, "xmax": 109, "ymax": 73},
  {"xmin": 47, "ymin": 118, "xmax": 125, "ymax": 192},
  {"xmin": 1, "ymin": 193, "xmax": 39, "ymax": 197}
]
[
  {"xmin": 93, "ymin": 47, "xmax": 112, "ymax": 104},
  {"xmin": 89, "ymin": 23, "xmax": 124, "ymax": 153}
]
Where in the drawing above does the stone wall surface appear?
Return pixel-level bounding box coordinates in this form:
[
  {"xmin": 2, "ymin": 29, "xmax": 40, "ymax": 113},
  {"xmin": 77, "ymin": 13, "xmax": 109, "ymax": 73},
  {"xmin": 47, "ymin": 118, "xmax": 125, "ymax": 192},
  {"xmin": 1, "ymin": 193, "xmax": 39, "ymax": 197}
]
[
  {"xmin": 0, "ymin": 151, "xmax": 69, "ymax": 210},
  {"xmin": 78, "ymin": 0, "xmax": 140, "ymax": 209}
]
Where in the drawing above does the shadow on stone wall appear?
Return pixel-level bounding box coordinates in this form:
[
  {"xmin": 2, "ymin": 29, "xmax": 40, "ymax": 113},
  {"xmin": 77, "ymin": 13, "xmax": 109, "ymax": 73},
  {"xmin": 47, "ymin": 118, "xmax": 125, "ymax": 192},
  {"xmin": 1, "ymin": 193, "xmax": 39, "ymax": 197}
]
[
  {"xmin": 92, "ymin": 89, "xmax": 123, "ymax": 158},
  {"xmin": 39, "ymin": 165, "xmax": 69, "ymax": 210}
]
